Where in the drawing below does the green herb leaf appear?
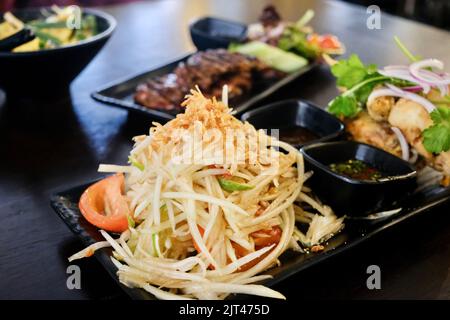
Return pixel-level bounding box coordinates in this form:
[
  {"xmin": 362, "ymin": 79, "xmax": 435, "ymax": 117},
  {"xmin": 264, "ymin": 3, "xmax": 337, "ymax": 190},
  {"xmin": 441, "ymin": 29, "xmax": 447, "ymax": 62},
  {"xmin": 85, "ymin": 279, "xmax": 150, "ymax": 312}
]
[
  {"xmin": 423, "ymin": 107, "xmax": 450, "ymax": 153},
  {"xmin": 328, "ymin": 54, "xmax": 392, "ymax": 119},
  {"xmin": 331, "ymin": 54, "xmax": 377, "ymax": 89},
  {"xmin": 328, "ymin": 95, "xmax": 360, "ymax": 118}
]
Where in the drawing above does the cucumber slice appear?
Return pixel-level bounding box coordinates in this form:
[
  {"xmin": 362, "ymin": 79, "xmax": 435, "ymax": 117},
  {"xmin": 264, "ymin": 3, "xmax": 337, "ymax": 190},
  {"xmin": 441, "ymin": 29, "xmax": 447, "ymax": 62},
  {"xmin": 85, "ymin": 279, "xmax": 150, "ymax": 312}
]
[{"xmin": 230, "ymin": 41, "xmax": 308, "ymax": 73}]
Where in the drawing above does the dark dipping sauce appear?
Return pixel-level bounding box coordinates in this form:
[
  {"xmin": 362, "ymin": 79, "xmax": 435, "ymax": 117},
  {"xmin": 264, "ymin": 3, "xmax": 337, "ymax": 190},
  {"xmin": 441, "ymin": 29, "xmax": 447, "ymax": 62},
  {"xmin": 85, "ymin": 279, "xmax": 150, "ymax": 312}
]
[
  {"xmin": 330, "ymin": 159, "xmax": 384, "ymax": 181},
  {"xmin": 278, "ymin": 126, "xmax": 319, "ymax": 146}
]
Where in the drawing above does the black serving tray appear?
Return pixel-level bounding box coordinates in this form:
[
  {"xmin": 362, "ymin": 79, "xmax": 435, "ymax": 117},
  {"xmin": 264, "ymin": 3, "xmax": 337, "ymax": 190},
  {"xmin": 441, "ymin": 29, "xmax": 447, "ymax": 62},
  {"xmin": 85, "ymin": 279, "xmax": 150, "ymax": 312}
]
[
  {"xmin": 91, "ymin": 53, "xmax": 317, "ymax": 121},
  {"xmin": 51, "ymin": 173, "xmax": 450, "ymax": 300}
]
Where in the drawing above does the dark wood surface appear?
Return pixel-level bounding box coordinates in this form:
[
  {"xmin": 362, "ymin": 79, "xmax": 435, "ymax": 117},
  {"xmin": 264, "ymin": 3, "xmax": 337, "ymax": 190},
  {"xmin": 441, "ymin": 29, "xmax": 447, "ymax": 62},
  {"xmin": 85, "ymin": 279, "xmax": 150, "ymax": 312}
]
[{"xmin": 1, "ymin": 0, "xmax": 450, "ymax": 300}]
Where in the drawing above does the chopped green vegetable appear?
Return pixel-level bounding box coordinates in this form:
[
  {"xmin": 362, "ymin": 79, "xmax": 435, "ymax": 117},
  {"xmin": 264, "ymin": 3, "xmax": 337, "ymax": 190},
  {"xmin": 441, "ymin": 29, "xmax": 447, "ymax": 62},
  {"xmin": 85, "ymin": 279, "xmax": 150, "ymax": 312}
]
[
  {"xmin": 33, "ymin": 29, "xmax": 62, "ymax": 45},
  {"xmin": 127, "ymin": 215, "xmax": 135, "ymax": 228},
  {"xmin": 74, "ymin": 31, "xmax": 87, "ymax": 41},
  {"xmin": 277, "ymin": 25, "xmax": 318, "ymax": 60},
  {"xmin": 28, "ymin": 21, "xmax": 68, "ymax": 29},
  {"xmin": 295, "ymin": 9, "xmax": 314, "ymax": 29},
  {"xmin": 218, "ymin": 177, "xmax": 254, "ymax": 192},
  {"xmin": 2, "ymin": 8, "xmax": 98, "ymax": 52},
  {"xmin": 73, "ymin": 15, "xmax": 97, "ymax": 41},
  {"xmin": 423, "ymin": 107, "xmax": 450, "ymax": 153},
  {"xmin": 229, "ymin": 41, "xmax": 308, "ymax": 73},
  {"xmin": 129, "ymin": 155, "xmax": 145, "ymax": 171},
  {"xmin": 82, "ymin": 15, "xmax": 97, "ymax": 34},
  {"xmin": 152, "ymin": 233, "xmax": 161, "ymax": 257}
]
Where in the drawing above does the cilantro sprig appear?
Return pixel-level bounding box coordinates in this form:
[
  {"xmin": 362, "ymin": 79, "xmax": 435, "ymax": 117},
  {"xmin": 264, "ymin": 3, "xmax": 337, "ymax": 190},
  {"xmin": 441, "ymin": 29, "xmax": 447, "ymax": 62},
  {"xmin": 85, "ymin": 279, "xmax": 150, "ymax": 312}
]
[
  {"xmin": 328, "ymin": 54, "xmax": 387, "ymax": 118},
  {"xmin": 331, "ymin": 54, "xmax": 378, "ymax": 88},
  {"xmin": 423, "ymin": 107, "xmax": 450, "ymax": 153},
  {"xmin": 328, "ymin": 53, "xmax": 414, "ymax": 118}
]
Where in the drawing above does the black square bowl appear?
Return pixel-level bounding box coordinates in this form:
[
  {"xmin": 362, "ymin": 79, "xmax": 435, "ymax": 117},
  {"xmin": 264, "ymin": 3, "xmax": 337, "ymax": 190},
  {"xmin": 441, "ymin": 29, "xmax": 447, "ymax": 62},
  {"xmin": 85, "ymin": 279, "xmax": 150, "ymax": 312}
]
[
  {"xmin": 300, "ymin": 141, "xmax": 418, "ymax": 216},
  {"xmin": 189, "ymin": 16, "xmax": 247, "ymax": 51},
  {"xmin": 240, "ymin": 99, "xmax": 345, "ymax": 148}
]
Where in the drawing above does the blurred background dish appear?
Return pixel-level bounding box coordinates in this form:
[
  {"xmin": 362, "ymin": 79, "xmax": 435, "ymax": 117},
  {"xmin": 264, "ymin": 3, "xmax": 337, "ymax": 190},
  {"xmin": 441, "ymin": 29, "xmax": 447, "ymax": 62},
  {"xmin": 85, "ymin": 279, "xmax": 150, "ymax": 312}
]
[
  {"xmin": 189, "ymin": 16, "xmax": 247, "ymax": 51},
  {"xmin": 0, "ymin": 7, "xmax": 116, "ymax": 99}
]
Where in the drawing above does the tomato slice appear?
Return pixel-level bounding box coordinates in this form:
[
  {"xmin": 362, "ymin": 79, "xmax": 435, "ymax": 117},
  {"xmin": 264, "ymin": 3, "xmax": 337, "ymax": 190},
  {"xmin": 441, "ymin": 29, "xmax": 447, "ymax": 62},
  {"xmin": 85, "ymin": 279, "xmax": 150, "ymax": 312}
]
[
  {"xmin": 251, "ymin": 226, "xmax": 282, "ymax": 249},
  {"xmin": 232, "ymin": 242, "xmax": 273, "ymax": 272},
  {"xmin": 193, "ymin": 224, "xmax": 281, "ymax": 272},
  {"xmin": 308, "ymin": 33, "xmax": 341, "ymax": 50},
  {"xmin": 319, "ymin": 35, "xmax": 341, "ymax": 49},
  {"xmin": 79, "ymin": 173, "xmax": 130, "ymax": 233},
  {"xmin": 234, "ymin": 226, "xmax": 282, "ymax": 271}
]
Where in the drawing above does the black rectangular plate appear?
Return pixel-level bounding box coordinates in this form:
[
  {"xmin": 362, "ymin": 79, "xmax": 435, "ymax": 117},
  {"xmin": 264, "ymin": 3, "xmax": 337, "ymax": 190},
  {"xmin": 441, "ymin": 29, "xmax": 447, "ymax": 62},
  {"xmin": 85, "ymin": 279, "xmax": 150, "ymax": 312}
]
[
  {"xmin": 51, "ymin": 177, "xmax": 450, "ymax": 300},
  {"xmin": 91, "ymin": 53, "xmax": 317, "ymax": 121}
]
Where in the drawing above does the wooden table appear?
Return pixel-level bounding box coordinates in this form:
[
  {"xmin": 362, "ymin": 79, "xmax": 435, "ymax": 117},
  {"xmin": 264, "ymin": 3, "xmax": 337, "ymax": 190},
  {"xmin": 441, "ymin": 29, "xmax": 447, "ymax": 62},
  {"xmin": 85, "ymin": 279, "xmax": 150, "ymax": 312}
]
[{"xmin": 1, "ymin": 0, "xmax": 450, "ymax": 300}]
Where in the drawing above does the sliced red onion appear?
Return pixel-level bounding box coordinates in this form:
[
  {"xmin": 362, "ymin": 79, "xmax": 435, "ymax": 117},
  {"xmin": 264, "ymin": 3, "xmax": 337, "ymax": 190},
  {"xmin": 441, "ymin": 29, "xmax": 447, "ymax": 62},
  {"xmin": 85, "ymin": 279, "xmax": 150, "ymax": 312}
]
[
  {"xmin": 385, "ymin": 83, "xmax": 404, "ymax": 94},
  {"xmin": 402, "ymin": 86, "xmax": 423, "ymax": 93},
  {"xmin": 410, "ymin": 59, "xmax": 450, "ymax": 86},
  {"xmin": 367, "ymin": 86, "xmax": 436, "ymax": 113},
  {"xmin": 415, "ymin": 69, "xmax": 449, "ymax": 96},
  {"xmin": 391, "ymin": 127, "xmax": 409, "ymax": 161},
  {"xmin": 411, "ymin": 58, "xmax": 444, "ymax": 72},
  {"xmin": 378, "ymin": 68, "xmax": 431, "ymax": 93},
  {"xmin": 384, "ymin": 65, "xmax": 409, "ymax": 71},
  {"xmin": 381, "ymin": 64, "xmax": 449, "ymax": 96}
]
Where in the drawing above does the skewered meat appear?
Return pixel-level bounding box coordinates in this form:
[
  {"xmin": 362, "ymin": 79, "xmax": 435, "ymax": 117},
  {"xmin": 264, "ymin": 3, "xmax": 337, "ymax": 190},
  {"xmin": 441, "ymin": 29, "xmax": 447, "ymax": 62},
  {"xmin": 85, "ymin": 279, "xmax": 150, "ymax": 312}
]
[
  {"xmin": 346, "ymin": 111, "xmax": 401, "ymax": 157},
  {"xmin": 388, "ymin": 98, "xmax": 434, "ymax": 161},
  {"xmin": 134, "ymin": 49, "xmax": 283, "ymax": 113},
  {"xmin": 388, "ymin": 98, "xmax": 450, "ymax": 176},
  {"xmin": 367, "ymin": 96, "xmax": 395, "ymax": 122},
  {"xmin": 435, "ymin": 152, "xmax": 450, "ymax": 177},
  {"xmin": 347, "ymin": 96, "xmax": 450, "ymax": 179}
]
